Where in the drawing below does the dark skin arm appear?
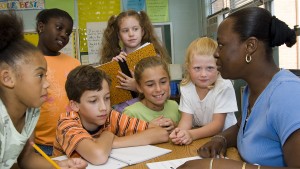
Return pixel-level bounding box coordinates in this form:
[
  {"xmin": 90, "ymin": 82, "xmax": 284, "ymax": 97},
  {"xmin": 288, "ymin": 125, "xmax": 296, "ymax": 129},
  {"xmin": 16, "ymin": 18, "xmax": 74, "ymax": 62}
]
[{"xmin": 179, "ymin": 127, "xmax": 300, "ymax": 169}]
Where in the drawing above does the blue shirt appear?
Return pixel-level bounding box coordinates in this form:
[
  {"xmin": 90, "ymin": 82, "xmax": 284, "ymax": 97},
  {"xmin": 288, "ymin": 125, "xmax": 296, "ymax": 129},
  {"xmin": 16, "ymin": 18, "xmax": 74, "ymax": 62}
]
[{"xmin": 237, "ymin": 69, "xmax": 300, "ymax": 166}]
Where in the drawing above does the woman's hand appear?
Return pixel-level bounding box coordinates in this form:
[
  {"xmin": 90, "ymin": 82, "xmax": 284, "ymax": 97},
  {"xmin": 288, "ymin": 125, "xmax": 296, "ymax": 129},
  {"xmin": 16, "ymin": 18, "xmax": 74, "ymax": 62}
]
[
  {"xmin": 112, "ymin": 51, "xmax": 127, "ymax": 62},
  {"xmin": 116, "ymin": 70, "xmax": 138, "ymax": 92},
  {"xmin": 197, "ymin": 136, "xmax": 227, "ymax": 158},
  {"xmin": 56, "ymin": 158, "xmax": 88, "ymax": 169}
]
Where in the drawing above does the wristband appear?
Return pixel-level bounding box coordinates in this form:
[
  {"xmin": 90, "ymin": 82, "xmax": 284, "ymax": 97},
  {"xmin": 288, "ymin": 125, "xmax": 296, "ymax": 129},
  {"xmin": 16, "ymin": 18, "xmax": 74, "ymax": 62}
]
[
  {"xmin": 209, "ymin": 158, "xmax": 214, "ymax": 169},
  {"xmin": 242, "ymin": 162, "xmax": 246, "ymax": 169}
]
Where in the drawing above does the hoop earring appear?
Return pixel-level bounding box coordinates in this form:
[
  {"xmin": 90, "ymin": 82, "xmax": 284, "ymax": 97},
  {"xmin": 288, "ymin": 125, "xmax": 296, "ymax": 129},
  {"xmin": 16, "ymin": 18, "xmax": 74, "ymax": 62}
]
[{"xmin": 245, "ymin": 54, "xmax": 252, "ymax": 63}]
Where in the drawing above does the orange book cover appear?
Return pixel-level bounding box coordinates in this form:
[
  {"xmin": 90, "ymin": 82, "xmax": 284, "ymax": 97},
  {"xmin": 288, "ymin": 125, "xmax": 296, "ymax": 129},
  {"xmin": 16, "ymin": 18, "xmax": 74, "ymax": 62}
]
[{"xmin": 96, "ymin": 43, "xmax": 156, "ymax": 105}]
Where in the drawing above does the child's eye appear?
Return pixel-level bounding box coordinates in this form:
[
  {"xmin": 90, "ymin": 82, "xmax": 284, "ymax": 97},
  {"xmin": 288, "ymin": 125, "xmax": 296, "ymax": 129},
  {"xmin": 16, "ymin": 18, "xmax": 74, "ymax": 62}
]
[
  {"xmin": 88, "ymin": 100, "xmax": 97, "ymax": 103},
  {"xmin": 121, "ymin": 29, "xmax": 128, "ymax": 33},
  {"xmin": 193, "ymin": 67, "xmax": 201, "ymax": 71},
  {"xmin": 133, "ymin": 27, "xmax": 139, "ymax": 31},
  {"xmin": 161, "ymin": 80, "xmax": 167, "ymax": 84},
  {"xmin": 105, "ymin": 96, "xmax": 110, "ymax": 101},
  {"xmin": 37, "ymin": 73, "xmax": 45, "ymax": 79},
  {"xmin": 56, "ymin": 26, "xmax": 63, "ymax": 31},
  {"xmin": 146, "ymin": 84, "xmax": 153, "ymax": 87}
]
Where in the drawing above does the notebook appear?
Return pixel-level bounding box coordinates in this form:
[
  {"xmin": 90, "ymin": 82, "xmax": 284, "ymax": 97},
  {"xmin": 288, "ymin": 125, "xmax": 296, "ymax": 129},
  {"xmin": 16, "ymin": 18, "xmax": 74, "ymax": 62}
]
[
  {"xmin": 110, "ymin": 145, "xmax": 172, "ymax": 165},
  {"xmin": 146, "ymin": 156, "xmax": 202, "ymax": 169},
  {"xmin": 95, "ymin": 43, "xmax": 156, "ymax": 105},
  {"xmin": 53, "ymin": 145, "xmax": 171, "ymax": 169}
]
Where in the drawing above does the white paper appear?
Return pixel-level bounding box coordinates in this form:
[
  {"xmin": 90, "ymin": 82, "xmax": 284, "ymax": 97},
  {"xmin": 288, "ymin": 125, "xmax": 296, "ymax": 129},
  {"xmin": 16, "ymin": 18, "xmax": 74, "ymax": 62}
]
[
  {"xmin": 110, "ymin": 145, "xmax": 172, "ymax": 165},
  {"xmin": 86, "ymin": 22, "xmax": 107, "ymax": 64},
  {"xmin": 146, "ymin": 156, "xmax": 201, "ymax": 169},
  {"xmin": 53, "ymin": 155, "xmax": 128, "ymax": 169}
]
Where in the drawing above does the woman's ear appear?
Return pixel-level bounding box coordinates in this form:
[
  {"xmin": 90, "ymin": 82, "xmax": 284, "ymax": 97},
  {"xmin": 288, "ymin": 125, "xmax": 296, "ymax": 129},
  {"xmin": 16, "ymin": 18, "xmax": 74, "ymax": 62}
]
[
  {"xmin": 69, "ymin": 100, "xmax": 80, "ymax": 112},
  {"xmin": 0, "ymin": 68, "xmax": 15, "ymax": 88},
  {"xmin": 246, "ymin": 37, "xmax": 258, "ymax": 54}
]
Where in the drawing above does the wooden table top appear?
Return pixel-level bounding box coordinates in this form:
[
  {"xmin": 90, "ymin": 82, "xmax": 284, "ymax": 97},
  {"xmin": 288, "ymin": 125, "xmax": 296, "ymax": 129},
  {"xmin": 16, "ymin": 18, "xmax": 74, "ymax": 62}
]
[{"xmin": 124, "ymin": 137, "xmax": 241, "ymax": 169}]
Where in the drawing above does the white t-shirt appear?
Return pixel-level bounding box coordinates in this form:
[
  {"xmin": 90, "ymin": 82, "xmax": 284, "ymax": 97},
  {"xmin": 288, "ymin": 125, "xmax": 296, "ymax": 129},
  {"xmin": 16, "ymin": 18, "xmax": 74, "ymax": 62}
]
[
  {"xmin": 0, "ymin": 99, "xmax": 40, "ymax": 169},
  {"xmin": 179, "ymin": 75, "xmax": 238, "ymax": 130}
]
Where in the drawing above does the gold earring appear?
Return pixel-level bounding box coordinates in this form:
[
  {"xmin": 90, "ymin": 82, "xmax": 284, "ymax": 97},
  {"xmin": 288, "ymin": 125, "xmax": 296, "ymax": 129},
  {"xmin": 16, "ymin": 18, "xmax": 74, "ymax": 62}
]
[{"xmin": 245, "ymin": 54, "xmax": 252, "ymax": 63}]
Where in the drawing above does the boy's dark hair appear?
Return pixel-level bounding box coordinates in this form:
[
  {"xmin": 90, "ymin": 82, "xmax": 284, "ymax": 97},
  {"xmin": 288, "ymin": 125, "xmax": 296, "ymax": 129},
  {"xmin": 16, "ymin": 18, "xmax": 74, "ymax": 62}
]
[
  {"xmin": 0, "ymin": 11, "xmax": 39, "ymax": 67},
  {"xmin": 35, "ymin": 8, "xmax": 73, "ymax": 32},
  {"xmin": 65, "ymin": 65, "xmax": 111, "ymax": 103}
]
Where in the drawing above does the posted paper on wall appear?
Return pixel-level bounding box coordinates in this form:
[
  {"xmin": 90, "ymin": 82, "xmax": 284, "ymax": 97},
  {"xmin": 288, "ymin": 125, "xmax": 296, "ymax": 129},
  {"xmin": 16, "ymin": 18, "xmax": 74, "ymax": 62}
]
[{"xmin": 86, "ymin": 22, "xmax": 107, "ymax": 64}]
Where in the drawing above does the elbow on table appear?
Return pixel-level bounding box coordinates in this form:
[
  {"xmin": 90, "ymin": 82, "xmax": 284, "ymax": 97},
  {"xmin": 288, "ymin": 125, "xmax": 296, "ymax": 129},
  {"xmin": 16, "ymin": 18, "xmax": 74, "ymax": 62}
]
[{"xmin": 86, "ymin": 149, "xmax": 109, "ymax": 165}]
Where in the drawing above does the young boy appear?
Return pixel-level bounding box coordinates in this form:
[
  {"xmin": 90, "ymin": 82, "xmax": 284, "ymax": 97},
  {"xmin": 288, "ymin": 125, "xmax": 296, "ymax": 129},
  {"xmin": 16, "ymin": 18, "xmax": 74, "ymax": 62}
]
[{"xmin": 53, "ymin": 65, "xmax": 169, "ymax": 165}]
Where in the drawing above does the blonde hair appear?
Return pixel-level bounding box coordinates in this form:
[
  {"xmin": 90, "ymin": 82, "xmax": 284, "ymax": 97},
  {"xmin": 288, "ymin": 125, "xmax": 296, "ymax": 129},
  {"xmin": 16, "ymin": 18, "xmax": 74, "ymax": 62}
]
[{"xmin": 181, "ymin": 37, "xmax": 218, "ymax": 86}]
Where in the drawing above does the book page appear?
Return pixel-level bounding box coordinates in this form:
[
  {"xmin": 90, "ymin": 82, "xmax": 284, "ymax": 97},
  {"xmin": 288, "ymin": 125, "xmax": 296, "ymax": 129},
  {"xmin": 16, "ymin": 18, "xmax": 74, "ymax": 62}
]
[
  {"xmin": 146, "ymin": 156, "xmax": 201, "ymax": 169},
  {"xmin": 110, "ymin": 145, "xmax": 172, "ymax": 165}
]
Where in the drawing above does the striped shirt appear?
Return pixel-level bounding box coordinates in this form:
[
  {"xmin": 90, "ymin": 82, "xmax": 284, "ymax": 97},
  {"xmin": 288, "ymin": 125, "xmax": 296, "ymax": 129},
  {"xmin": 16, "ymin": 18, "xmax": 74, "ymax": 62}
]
[{"xmin": 53, "ymin": 109, "xmax": 149, "ymax": 157}]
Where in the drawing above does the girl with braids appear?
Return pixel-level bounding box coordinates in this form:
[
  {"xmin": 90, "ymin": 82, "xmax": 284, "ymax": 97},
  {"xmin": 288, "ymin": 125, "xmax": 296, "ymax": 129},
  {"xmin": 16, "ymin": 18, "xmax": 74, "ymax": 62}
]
[
  {"xmin": 100, "ymin": 10, "xmax": 170, "ymax": 112},
  {"xmin": 179, "ymin": 7, "xmax": 300, "ymax": 169},
  {"xmin": 0, "ymin": 11, "xmax": 87, "ymax": 169}
]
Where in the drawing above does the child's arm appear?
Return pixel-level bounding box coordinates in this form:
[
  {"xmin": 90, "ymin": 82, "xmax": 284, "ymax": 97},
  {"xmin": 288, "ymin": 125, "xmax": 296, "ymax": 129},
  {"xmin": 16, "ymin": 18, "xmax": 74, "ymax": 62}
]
[
  {"xmin": 170, "ymin": 113, "xmax": 227, "ymax": 144},
  {"xmin": 112, "ymin": 125, "xmax": 169, "ymax": 148},
  {"xmin": 75, "ymin": 130, "xmax": 115, "ymax": 165},
  {"xmin": 17, "ymin": 134, "xmax": 87, "ymax": 169}
]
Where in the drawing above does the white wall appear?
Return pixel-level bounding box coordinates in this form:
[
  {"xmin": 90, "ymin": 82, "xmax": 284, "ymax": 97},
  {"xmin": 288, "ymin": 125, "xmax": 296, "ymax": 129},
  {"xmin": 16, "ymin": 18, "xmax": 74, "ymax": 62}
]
[{"xmin": 169, "ymin": 0, "xmax": 202, "ymax": 64}]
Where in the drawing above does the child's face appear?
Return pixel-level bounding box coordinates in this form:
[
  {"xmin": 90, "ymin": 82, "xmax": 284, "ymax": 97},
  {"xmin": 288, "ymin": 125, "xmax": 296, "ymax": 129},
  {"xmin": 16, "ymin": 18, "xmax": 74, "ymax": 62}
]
[
  {"xmin": 14, "ymin": 51, "xmax": 49, "ymax": 108},
  {"xmin": 118, "ymin": 16, "xmax": 144, "ymax": 51},
  {"xmin": 137, "ymin": 66, "xmax": 170, "ymax": 111},
  {"xmin": 188, "ymin": 54, "xmax": 218, "ymax": 89},
  {"xmin": 75, "ymin": 80, "xmax": 111, "ymax": 131},
  {"xmin": 39, "ymin": 17, "xmax": 73, "ymax": 54}
]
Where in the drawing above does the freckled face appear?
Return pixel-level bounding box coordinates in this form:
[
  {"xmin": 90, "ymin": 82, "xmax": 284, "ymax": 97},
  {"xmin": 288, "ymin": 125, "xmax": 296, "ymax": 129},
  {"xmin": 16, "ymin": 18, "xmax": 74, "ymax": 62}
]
[
  {"xmin": 118, "ymin": 16, "xmax": 144, "ymax": 52},
  {"xmin": 188, "ymin": 54, "xmax": 218, "ymax": 89}
]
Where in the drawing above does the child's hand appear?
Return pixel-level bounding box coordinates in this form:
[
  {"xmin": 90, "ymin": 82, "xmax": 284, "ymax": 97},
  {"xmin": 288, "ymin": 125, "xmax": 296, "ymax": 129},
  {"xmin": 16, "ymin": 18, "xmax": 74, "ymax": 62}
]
[
  {"xmin": 116, "ymin": 70, "xmax": 138, "ymax": 92},
  {"xmin": 170, "ymin": 128, "xmax": 193, "ymax": 145},
  {"xmin": 151, "ymin": 115, "xmax": 164, "ymax": 126},
  {"xmin": 56, "ymin": 158, "xmax": 88, "ymax": 169},
  {"xmin": 159, "ymin": 118, "xmax": 175, "ymax": 133},
  {"xmin": 112, "ymin": 51, "xmax": 127, "ymax": 62}
]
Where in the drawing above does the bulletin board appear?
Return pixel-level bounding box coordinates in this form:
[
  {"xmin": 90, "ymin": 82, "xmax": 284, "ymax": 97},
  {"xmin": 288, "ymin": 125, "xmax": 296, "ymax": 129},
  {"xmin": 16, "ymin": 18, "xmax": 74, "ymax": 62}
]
[
  {"xmin": 77, "ymin": 0, "xmax": 121, "ymax": 64},
  {"xmin": 24, "ymin": 30, "xmax": 77, "ymax": 58}
]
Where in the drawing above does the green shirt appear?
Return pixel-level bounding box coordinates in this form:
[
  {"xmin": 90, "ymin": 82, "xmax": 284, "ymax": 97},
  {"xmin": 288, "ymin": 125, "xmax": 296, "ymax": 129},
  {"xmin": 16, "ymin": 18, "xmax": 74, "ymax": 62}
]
[{"xmin": 123, "ymin": 100, "xmax": 181, "ymax": 124}]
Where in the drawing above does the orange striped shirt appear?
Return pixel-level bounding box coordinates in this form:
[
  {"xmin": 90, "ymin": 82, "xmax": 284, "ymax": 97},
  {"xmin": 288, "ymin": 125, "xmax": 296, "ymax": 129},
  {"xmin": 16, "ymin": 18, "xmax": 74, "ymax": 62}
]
[{"xmin": 53, "ymin": 109, "xmax": 149, "ymax": 157}]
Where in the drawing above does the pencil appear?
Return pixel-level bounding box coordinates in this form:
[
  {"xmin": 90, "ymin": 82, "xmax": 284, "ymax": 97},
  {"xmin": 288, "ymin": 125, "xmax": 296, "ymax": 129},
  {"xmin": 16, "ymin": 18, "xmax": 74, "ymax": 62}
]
[{"xmin": 30, "ymin": 142, "xmax": 61, "ymax": 169}]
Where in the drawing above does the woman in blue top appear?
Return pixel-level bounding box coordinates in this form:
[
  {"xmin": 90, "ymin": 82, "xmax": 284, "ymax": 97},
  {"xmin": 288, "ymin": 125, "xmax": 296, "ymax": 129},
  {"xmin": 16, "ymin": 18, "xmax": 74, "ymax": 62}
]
[{"xmin": 179, "ymin": 7, "xmax": 300, "ymax": 169}]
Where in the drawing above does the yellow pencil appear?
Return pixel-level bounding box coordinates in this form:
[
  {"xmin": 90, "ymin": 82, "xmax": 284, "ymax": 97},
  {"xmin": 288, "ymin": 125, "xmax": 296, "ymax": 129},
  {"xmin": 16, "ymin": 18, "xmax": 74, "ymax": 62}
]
[{"xmin": 30, "ymin": 142, "xmax": 61, "ymax": 169}]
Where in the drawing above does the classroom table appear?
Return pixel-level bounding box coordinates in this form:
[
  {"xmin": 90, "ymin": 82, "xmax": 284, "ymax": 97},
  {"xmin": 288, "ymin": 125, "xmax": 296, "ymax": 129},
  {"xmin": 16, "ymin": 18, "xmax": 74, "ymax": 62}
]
[{"xmin": 123, "ymin": 137, "xmax": 242, "ymax": 169}]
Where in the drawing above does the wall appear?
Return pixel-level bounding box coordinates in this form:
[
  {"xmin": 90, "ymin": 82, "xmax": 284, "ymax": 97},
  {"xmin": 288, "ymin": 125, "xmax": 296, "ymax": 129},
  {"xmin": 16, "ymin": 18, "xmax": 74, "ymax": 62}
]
[
  {"xmin": 169, "ymin": 0, "xmax": 201, "ymax": 64},
  {"xmin": 18, "ymin": 0, "xmax": 203, "ymax": 64}
]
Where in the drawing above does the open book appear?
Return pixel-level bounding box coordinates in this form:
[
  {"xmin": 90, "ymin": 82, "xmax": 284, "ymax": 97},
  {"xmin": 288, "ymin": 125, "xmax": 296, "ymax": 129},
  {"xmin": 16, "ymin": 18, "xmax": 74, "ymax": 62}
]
[
  {"xmin": 95, "ymin": 43, "xmax": 156, "ymax": 105},
  {"xmin": 53, "ymin": 145, "xmax": 171, "ymax": 169}
]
